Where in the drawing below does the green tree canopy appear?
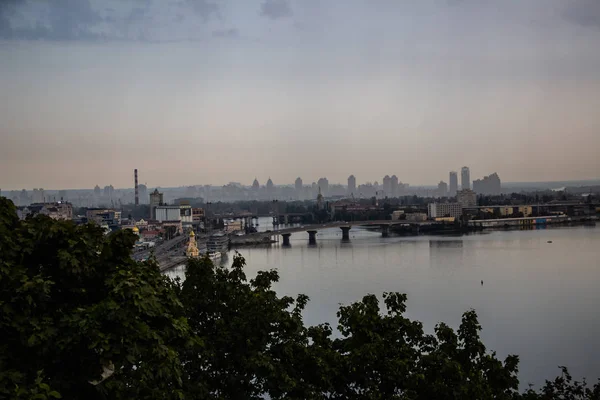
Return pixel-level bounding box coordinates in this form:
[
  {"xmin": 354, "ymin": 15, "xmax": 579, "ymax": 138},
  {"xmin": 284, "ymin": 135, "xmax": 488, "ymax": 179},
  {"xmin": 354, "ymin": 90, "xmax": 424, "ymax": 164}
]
[
  {"xmin": 1, "ymin": 197, "xmax": 599, "ymax": 399},
  {"xmin": 0, "ymin": 197, "xmax": 192, "ymax": 399}
]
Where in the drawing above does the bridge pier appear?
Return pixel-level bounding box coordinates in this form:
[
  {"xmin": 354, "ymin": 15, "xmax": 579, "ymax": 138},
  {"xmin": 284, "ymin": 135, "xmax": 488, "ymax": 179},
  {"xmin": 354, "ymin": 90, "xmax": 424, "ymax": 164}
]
[
  {"xmin": 381, "ymin": 224, "xmax": 389, "ymax": 238},
  {"xmin": 307, "ymin": 230, "xmax": 317, "ymax": 245},
  {"xmin": 410, "ymin": 224, "xmax": 420, "ymax": 235},
  {"xmin": 340, "ymin": 226, "xmax": 351, "ymax": 241},
  {"xmin": 281, "ymin": 233, "xmax": 291, "ymax": 247}
]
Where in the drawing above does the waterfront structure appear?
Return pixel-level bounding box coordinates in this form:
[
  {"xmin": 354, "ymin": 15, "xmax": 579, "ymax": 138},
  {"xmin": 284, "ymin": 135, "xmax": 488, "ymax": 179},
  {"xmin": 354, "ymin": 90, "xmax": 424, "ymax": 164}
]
[
  {"xmin": 498, "ymin": 205, "xmax": 533, "ymax": 217},
  {"xmin": 428, "ymin": 203, "xmax": 462, "ymax": 219},
  {"xmin": 457, "ymin": 189, "xmax": 477, "ymax": 207},
  {"xmin": 519, "ymin": 206, "xmax": 533, "ymax": 216},
  {"xmin": 16, "ymin": 201, "xmax": 73, "ymax": 220},
  {"xmin": 347, "ymin": 175, "xmax": 356, "ymax": 196},
  {"xmin": 405, "ymin": 213, "xmax": 427, "ymax": 222},
  {"xmin": 449, "ymin": 171, "xmax": 458, "ymax": 196},
  {"xmin": 461, "ymin": 167, "xmax": 471, "ymax": 190},
  {"xmin": 207, "ymin": 232, "xmax": 229, "ymax": 254},
  {"xmin": 225, "ymin": 220, "xmax": 243, "ymax": 233},
  {"xmin": 473, "ymin": 172, "xmax": 502, "ymax": 195},
  {"xmin": 437, "ymin": 181, "xmax": 448, "ymax": 198},
  {"xmin": 392, "ymin": 210, "xmax": 405, "ymax": 220}
]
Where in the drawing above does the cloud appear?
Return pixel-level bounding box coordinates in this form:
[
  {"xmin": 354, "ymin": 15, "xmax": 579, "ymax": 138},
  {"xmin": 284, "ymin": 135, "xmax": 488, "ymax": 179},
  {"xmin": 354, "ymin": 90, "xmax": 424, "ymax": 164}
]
[
  {"xmin": 260, "ymin": 0, "xmax": 292, "ymax": 20},
  {"xmin": 0, "ymin": 0, "xmax": 222, "ymax": 41},
  {"xmin": 212, "ymin": 28, "xmax": 239, "ymax": 38},
  {"xmin": 0, "ymin": 0, "xmax": 104, "ymax": 40},
  {"xmin": 187, "ymin": 0, "xmax": 219, "ymax": 21},
  {"xmin": 564, "ymin": 0, "xmax": 600, "ymax": 29}
]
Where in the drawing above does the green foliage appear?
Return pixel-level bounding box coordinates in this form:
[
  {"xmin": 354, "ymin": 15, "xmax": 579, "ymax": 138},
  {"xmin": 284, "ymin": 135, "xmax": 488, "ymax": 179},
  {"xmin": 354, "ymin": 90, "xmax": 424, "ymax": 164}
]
[
  {"xmin": 179, "ymin": 253, "xmax": 313, "ymax": 399},
  {"xmin": 0, "ymin": 197, "xmax": 192, "ymax": 399},
  {"xmin": 2, "ymin": 197, "xmax": 599, "ymax": 399}
]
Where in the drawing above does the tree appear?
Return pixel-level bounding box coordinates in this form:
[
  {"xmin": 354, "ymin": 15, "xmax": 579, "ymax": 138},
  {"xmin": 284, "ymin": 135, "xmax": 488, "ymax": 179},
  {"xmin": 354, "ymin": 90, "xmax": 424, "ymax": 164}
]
[
  {"xmin": 2, "ymin": 197, "xmax": 599, "ymax": 400},
  {"xmin": 178, "ymin": 254, "xmax": 314, "ymax": 399},
  {"xmin": 0, "ymin": 198, "xmax": 192, "ymax": 399}
]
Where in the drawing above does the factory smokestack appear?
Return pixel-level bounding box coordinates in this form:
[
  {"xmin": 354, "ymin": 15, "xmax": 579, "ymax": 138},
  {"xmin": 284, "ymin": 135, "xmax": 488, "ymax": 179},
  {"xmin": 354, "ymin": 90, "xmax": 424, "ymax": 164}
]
[{"xmin": 134, "ymin": 169, "xmax": 139, "ymax": 205}]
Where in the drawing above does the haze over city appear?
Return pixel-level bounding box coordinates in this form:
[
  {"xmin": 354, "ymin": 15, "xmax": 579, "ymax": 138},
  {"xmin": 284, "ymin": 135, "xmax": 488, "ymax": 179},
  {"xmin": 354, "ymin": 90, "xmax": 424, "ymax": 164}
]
[{"xmin": 2, "ymin": 0, "xmax": 600, "ymax": 190}]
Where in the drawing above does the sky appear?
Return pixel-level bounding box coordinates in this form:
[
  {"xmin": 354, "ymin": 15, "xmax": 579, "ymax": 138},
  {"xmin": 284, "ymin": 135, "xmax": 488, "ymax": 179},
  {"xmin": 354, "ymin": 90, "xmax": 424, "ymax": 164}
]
[{"xmin": 1, "ymin": 0, "xmax": 600, "ymax": 190}]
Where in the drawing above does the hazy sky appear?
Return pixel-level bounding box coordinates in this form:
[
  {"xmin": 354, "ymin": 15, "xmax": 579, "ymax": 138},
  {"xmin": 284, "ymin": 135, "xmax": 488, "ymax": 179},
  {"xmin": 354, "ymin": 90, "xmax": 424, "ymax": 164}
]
[{"xmin": 1, "ymin": 0, "xmax": 600, "ymax": 190}]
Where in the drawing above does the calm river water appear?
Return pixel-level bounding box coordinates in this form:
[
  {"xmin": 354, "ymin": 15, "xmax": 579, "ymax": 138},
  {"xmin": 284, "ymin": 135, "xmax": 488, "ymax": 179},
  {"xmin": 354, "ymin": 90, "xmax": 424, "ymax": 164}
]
[{"xmin": 167, "ymin": 224, "xmax": 600, "ymax": 388}]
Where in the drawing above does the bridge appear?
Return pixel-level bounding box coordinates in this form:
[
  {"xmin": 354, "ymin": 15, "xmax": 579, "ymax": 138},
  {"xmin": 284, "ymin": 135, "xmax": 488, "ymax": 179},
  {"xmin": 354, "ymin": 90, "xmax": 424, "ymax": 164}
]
[{"xmin": 232, "ymin": 220, "xmax": 436, "ymax": 246}]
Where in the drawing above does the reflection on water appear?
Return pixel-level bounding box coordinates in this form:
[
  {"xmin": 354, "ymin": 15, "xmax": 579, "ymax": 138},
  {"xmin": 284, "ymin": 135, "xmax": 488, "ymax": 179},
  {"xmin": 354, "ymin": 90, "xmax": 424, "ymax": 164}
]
[
  {"xmin": 429, "ymin": 239, "xmax": 464, "ymax": 248},
  {"xmin": 167, "ymin": 226, "xmax": 600, "ymax": 389}
]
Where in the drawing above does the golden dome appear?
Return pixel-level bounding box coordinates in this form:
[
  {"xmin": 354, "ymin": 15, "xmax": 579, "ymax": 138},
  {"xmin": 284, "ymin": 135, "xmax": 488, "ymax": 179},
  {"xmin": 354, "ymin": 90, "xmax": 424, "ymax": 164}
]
[
  {"xmin": 189, "ymin": 230, "xmax": 195, "ymax": 237},
  {"xmin": 132, "ymin": 227, "xmax": 139, "ymax": 233}
]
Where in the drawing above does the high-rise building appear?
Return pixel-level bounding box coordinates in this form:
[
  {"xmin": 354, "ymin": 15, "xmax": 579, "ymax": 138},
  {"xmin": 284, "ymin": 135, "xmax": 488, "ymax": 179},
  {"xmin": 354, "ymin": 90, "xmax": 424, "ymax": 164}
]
[
  {"xmin": 266, "ymin": 178, "xmax": 274, "ymax": 199},
  {"xmin": 347, "ymin": 175, "xmax": 356, "ymax": 196},
  {"xmin": 382, "ymin": 175, "xmax": 391, "ymax": 196},
  {"xmin": 317, "ymin": 177, "xmax": 329, "ymax": 196},
  {"xmin": 295, "ymin": 177, "xmax": 303, "ymax": 199},
  {"xmin": 473, "ymin": 173, "xmax": 501, "ymax": 195},
  {"xmin": 19, "ymin": 189, "xmax": 29, "ymax": 206},
  {"xmin": 437, "ymin": 181, "xmax": 448, "ymax": 198},
  {"xmin": 138, "ymin": 184, "xmax": 148, "ymax": 204},
  {"xmin": 391, "ymin": 175, "xmax": 399, "ymax": 197},
  {"xmin": 461, "ymin": 167, "xmax": 471, "ymax": 190},
  {"xmin": 32, "ymin": 188, "xmax": 45, "ymax": 203},
  {"xmin": 103, "ymin": 185, "xmax": 114, "ymax": 198},
  {"xmin": 449, "ymin": 171, "xmax": 458, "ymax": 196}
]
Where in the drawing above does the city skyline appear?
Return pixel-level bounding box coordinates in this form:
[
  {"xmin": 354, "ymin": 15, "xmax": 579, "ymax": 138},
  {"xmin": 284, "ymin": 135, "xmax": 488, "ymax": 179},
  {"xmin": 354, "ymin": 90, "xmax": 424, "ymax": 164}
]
[
  {"xmin": 4, "ymin": 172, "xmax": 600, "ymax": 193},
  {"xmin": 2, "ymin": 0, "xmax": 600, "ymax": 189}
]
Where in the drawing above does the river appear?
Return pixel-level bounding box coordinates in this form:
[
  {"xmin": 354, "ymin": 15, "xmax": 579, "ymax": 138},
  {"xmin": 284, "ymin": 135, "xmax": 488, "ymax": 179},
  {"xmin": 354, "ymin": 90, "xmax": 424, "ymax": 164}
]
[{"xmin": 166, "ymin": 224, "xmax": 600, "ymax": 389}]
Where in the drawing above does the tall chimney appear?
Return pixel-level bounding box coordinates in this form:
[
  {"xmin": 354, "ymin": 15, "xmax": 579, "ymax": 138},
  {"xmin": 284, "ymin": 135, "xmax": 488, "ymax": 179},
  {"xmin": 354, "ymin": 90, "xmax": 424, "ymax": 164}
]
[{"xmin": 134, "ymin": 169, "xmax": 139, "ymax": 205}]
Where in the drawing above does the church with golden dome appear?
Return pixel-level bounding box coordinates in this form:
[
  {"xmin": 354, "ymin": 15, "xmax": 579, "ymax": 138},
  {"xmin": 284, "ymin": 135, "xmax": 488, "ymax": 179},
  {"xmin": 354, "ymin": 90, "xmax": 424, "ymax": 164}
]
[{"xmin": 185, "ymin": 230, "xmax": 200, "ymax": 257}]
